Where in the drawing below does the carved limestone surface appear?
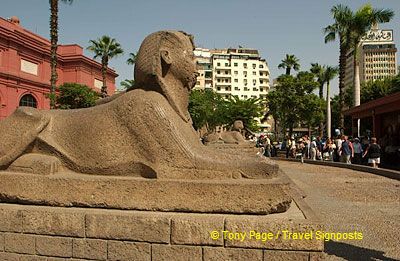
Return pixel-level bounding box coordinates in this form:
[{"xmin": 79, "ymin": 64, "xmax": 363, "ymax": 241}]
[{"xmin": 0, "ymin": 31, "xmax": 277, "ymax": 180}]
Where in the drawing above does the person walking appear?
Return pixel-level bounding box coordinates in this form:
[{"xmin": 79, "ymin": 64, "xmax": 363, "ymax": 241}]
[
  {"xmin": 290, "ymin": 137, "xmax": 297, "ymax": 158},
  {"xmin": 264, "ymin": 135, "xmax": 271, "ymax": 157},
  {"xmin": 352, "ymin": 138, "xmax": 363, "ymax": 164},
  {"xmin": 334, "ymin": 135, "xmax": 343, "ymax": 162},
  {"xmin": 323, "ymin": 138, "xmax": 335, "ymax": 161},
  {"xmin": 316, "ymin": 136, "xmax": 323, "ymax": 160},
  {"xmin": 340, "ymin": 135, "xmax": 354, "ymax": 164},
  {"xmin": 285, "ymin": 136, "xmax": 291, "ymax": 159},
  {"xmin": 310, "ymin": 137, "xmax": 317, "ymax": 160},
  {"xmin": 363, "ymin": 137, "xmax": 381, "ymax": 168}
]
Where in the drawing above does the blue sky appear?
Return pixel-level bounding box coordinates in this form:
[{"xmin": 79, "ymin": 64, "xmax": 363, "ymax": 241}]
[{"xmin": 1, "ymin": 0, "xmax": 400, "ymax": 95}]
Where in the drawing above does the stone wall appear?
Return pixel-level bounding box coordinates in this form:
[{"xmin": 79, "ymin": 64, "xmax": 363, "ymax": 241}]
[{"xmin": 0, "ymin": 203, "xmax": 324, "ymax": 260}]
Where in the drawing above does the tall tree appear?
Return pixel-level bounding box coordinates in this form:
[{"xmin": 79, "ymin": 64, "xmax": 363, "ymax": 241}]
[
  {"xmin": 87, "ymin": 36, "xmax": 124, "ymax": 97},
  {"xmin": 324, "ymin": 4, "xmax": 353, "ymax": 130},
  {"xmin": 49, "ymin": 0, "xmax": 73, "ymax": 109},
  {"xmin": 126, "ymin": 52, "xmax": 137, "ymax": 65},
  {"xmin": 350, "ymin": 4, "xmax": 394, "ymax": 107},
  {"xmin": 310, "ymin": 63, "xmax": 327, "ymax": 136},
  {"xmin": 267, "ymin": 72, "xmax": 319, "ymax": 137},
  {"xmin": 310, "ymin": 63, "xmax": 326, "ymax": 99},
  {"xmin": 323, "ymin": 66, "xmax": 339, "ymax": 138},
  {"xmin": 278, "ymin": 54, "xmax": 300, "ymax": 75}
]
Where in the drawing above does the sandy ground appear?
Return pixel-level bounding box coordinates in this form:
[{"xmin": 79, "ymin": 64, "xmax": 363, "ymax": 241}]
[{"xmin": 278, "ymin": 161, "xmax": 400, "ymax": 261}]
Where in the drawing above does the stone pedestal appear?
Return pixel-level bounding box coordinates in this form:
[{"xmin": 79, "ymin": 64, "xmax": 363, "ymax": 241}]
[
  {"xmin": 0, "ymin": 200, "xmax": 324, "ymax": 260},
  {"xmin": 0, "ymin": 170, "xmax": 324, "ymax": 260}
]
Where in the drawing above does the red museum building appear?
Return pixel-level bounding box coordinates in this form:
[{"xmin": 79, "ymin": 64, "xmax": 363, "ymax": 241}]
[{"xmin": 0, "ymin": 16, "xmax": 118, "ymax": 119}]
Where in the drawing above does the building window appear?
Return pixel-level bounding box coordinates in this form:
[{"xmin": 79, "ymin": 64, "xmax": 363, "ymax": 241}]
[
  {"xmin": 19, "ymin": 94, "xmax": 37, "ymax": 108},
  {"xmin": 234, "ymin": 71, "xmax": 238, "ymax": 75},
  {"xmin": 252, "ymin": 64, "xmax": 256, "ymax": 69},
  {"xmin": 252, "ymin": 71, "xmax": 256, "ymax": 75},
  {"xmin": 243, "ymin": 63, "xmax": 247, "ymax": 69},
  {"xmin": 225, "ymin": 63, "xmax": 229, "ymax": 67},
  {"xmin": 217, "ymin": 62, "xmax": 221, "ymax": 66},
  {"xmin": 259, "ymin": 64, "xmax": 264, "ymax": 68},
  {"xmin": 234, "ymin": 79, "xmax": 238, "ymax": 82},
  {"xmin": 234, "ymin": 63, "xmax": 238, "ymax": 66}
]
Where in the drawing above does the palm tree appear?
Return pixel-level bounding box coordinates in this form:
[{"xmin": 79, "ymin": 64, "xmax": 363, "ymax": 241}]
[
  {"xmin": 126, "ymin": 52, "xmax": 137, "ymax": 65},
  {"xmin": 278, "ymin": 54, "xmax": 300, "ymax": 75},
  {"xmin": 350, "ymin": 4, "xmax": 394, "ymax": 107},
  {"xmin": 323, "ymin": 66, "xmax": 339, "ymax": 138},
  {"xmin": 324, "ymin": 4, "xmax": 353, "ymax": 130},
  {"xmin": 87, "ymin": 36, "xmax": 124, "ymax": 97},
  {"xmin": 49, "ymin": 0, "xmax": 73, "ymax": 109},
  {"xmin": 310, "ymin": 63, "xmax": 326, "ymax": 99},
  {"xmin": 120, "ymin": 79, "xmax": 135, "ymax": 91},
  {"xmin": 310, "ymin": 63, "xmax": 327, "ymax": 137}
]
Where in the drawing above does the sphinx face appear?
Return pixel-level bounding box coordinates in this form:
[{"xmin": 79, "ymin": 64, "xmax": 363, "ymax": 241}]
[{"xmin": 169, "ymin": 35, "xmax": 198, "ymax": 92}]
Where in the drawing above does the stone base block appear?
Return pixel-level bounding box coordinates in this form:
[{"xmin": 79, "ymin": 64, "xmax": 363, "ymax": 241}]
[
  {"xmin": 0, "ymin": 202, "xmax": 324, "ymax": 260},
  {"xmin": 0, "ymin": 171, "xmax": 291, "ymax": 214}
]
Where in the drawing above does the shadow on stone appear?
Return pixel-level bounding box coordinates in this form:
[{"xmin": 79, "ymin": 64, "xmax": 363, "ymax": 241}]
[{"xmin": 325, "ymin": 240, "xmax": 397, "ymax": 261}]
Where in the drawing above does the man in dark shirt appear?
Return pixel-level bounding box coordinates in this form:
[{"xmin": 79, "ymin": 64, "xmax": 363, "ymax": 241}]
[{"xmin": 340, "ymin": 135, "xmax": 354, "ymax": 164}]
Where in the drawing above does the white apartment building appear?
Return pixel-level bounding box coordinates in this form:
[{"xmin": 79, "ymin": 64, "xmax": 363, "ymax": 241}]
[
  {"xmin": 345, "ymin": 26, "xmax": 398, "ymax": 91},
  {"xmin": 194, "ymin": 47, "xmax": 270, "ymax": 99},
  {"xmin": 212, "ymin": 48, "xmax": 270, "ymax": 99},
  {"xmin": 193, "ymin": 48, "xmax": 213, "ymax": 90}
]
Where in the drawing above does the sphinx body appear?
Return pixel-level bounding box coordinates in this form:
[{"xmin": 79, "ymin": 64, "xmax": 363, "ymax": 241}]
[
  {"xmin": 204, "ymin": 120, "xmax": 247, "ymax": 145},
  {"xmin": 0, "ymin": 90, "xmax": 277, "ymax": 179},
  {"xmin": 0, "ymin": 31, "xmax": 278, "ymax": 180}
]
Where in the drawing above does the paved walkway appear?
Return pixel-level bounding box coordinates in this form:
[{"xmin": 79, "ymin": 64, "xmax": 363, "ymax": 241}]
[{"xmin": 278, "ymin": 161, "xmax": 400, "ymax": 261}]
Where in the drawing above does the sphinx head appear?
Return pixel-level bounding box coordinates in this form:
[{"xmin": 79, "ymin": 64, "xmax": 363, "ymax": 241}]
[
  {"xmin": 134, "ymin": 31, "xmax": 198, "ymax": 93},
  {"xmin": 134, "ymin": 31, "xmax": 198, "ymax": 121},
  {"xmin": 233, "ymin": 120, "xmax": 244, "ymax": 131}
]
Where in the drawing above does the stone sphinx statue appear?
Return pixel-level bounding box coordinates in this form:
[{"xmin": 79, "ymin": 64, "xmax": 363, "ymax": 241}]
[
  {"xmin": 204, "ymin": 120, "xmax": 247, "ymax": 144},
  {"xmin": 0, "ymin": 31, "xmax": 277, "ymax": 180}
]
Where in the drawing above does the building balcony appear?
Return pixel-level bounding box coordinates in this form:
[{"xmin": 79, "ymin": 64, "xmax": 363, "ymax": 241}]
[
  {"xmin": 215, "ymin": 81, "xmax": 231, "ymax": 86},
  {"xmin": 215, "ymin": 74, "xmax": 231, "ymax": 78}
]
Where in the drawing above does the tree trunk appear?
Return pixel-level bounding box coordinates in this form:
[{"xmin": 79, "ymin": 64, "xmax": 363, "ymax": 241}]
[
  {"xmin": 318, "ymin": 83, "xmax": 324, "ymax": 99},
  {"xmin": 50, "ymin": 0, "xmax": 58, "ymax": 109},
  {"xmin": 286, "ymin": 67, "xmax": 290, "ymax": 75},
  {"xmin": 326, "ymin": 81, "xmax": 331, "ymax": 139},
  {"xmin": 338, "ymin": 40, "xmax": 347, "ymax": 131},
  {"xmin": 318, "ymin": 82, "xmax": 324, "ymax": 137},
  {"xmin": 353, "ymin": 46, "xmax": 361, "ymax": 107},
  {"xmin": 353, "ymin": 44, "xmax": 361, "ymax": 138},
  {"xmin": 101, "ymin": 57, "xmax": 108, "ymax": 98}
]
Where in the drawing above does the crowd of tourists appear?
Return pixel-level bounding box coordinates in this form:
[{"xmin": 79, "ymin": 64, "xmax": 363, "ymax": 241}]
[{"xmin": 257, "ymin": 133, "xmax": 382, "ymax": 168}]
